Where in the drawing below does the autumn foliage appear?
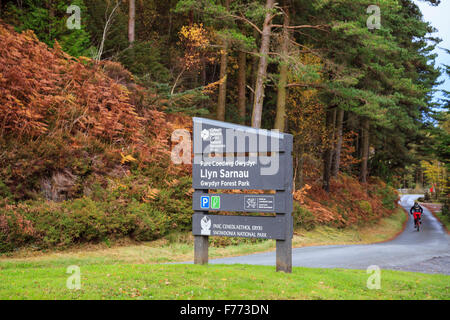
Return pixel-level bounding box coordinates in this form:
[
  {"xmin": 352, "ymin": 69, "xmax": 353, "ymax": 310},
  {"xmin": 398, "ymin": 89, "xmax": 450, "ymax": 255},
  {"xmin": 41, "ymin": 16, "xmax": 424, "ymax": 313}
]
[
  {"xmin": 0, "ymin": 22, "xmax": 190, "ymax": 200},
  {"xmin": 0, "ymin": 22, "xmax": 400, "ymax": 253},
  {"xmin": 293, "ymin": 175, "xmax": 399, "ymax": 228},
  {"xmin": 0, "ymin": 22, "xmax": 198, "ymax": 252},
  {"xmin": 0, "ymin": 24, "xmax": 142, "ymax": 141}
]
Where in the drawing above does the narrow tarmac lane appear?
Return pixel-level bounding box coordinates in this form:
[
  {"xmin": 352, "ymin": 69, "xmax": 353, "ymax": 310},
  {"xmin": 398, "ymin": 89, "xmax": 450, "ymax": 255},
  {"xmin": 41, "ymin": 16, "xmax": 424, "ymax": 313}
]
[{"xmin": 209, "ymin": 195, "xmax": 450, "ymax": 274}]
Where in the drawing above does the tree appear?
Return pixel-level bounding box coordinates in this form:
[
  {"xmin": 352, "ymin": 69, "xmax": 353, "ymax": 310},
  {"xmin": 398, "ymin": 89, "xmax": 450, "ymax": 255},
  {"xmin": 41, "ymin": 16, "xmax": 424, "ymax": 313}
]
[
  {"xmin": 237, "ymin": 50, "xmax": 247, "ymax": 124},
  {"xmin": 2, "ymin": 0, "xmax": 92, "ymax": 57},
  {"xmin": 128, "ymin": 0, "xmax": 135, "ymax": 46},
  {"xmin": 3, "ymin": 0, "xmax": 444, "ymax": 195},
  {"xmin": 217, "ymin": 0, "xmax": 231, "ymax": 121},
  {"xmin": 421, "ymin": 160, "xmax": 447, "ymax": 198},
  {"xmin": 332, "ymin": 108, "xmax": 345, "ymax": 177},
  {"xmin": 286, "ymin": 51, "xmax": 327, "ymax": 189},
  {"xmin": 175, "ymin": 0, "xmax": 260, "ymax": 122},
  {"xmin": 435, "ymin": 62, "xmax": 450, "ymax": 171},
  {"xmin": 310, "ymin": 0, "xmax": 441, "ymax": 186},
  {"xmin": 322, "ymin": 108, "xmax": 336, "ymax": 191},
  {"xmin": 359, "ymin": 118, "xmax": 370, "ymax": 183},
  {"xmin": 274, "ymin": 7, "xmax": 289, "ymax": 131},
  {"xmin": 96, "ymin": 0, "xmax": 121, "ymax": 61},
  {"xmin": 251, "ymin": 0, "xmax": 275, "ymax": 128}
]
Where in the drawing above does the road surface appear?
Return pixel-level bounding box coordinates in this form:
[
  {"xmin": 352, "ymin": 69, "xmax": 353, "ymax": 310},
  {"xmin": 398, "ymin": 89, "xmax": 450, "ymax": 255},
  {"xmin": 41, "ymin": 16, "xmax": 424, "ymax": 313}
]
[{"xmin": 209, "ymin": 195, "xmax": 450, "ymax": 274}]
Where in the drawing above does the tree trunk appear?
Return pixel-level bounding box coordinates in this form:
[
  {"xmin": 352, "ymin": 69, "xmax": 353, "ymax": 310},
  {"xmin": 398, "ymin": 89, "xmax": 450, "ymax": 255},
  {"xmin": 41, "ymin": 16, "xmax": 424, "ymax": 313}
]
[
  {"xmin": 328, "ymin": 108, "xmax": 337, "ymax": 170},
  {"xmin": 360, "ymin": 118, "xmax": 370, "ymax": 183},
  {"xmin": 421, "ymin": 169, "xmax": 424, "ymax": 189},
  {"xmin": 216, "ymin": 0, "xmax": 230, "ymax": 121},
  {"xmin": 415, "ymin": 169, "xmax": 419, "ymax": 189},
  {"xmin": 47, "ymin": 0, "xmax": 54, "ymax": 42},
  {"xmin": 238, "ymin": 51, "xmax": 247, "ymax": 124},
  {"xmin": 201, "ymin": 59, "xmax": 207, "ymax": 86},
  {"xmin": 251, "ymin": 0, "xmax": 275, "ymax": 128},
  {"xmin": 250, "ymin": 30, "xmax": 259, "ymax": 108},
  {"xmin": 322, "ymin": 108, "xmax": 335, "ymax": 192},
  {"xmin": 274, "ymin": 10, "xmax": 289, "ymax": 132},
  {"xmin": 97, "ymin": 1, "xmax": 120, "ymax": 61},
  {"xmin": 332, "ymin": 109, "xmax": 344, "ymax": 177},
  {"xmin": 358, "ymin": 126, "xmax": 363, "ymax": 160},
  {"xmin": 294, "ymin": 143, "xmax": 305, "ymax": 190},
  {"xmin": 168, "ymin": 0, "xmax": 172, "ymax": 41},
  {"xmin": 216, "ymin": 41, "xmax": 228, "ymax": 121},
  {"xmin": 128, "ymin": 0, "xmax": 136, "ymax": 46}
]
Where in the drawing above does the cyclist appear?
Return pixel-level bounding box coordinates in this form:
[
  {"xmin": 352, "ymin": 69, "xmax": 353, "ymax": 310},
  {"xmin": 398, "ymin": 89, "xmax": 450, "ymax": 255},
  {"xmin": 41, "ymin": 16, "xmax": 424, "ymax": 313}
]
[{"xmin": 410, "ymin": 201, "xmax": 423, "ymax": 228}]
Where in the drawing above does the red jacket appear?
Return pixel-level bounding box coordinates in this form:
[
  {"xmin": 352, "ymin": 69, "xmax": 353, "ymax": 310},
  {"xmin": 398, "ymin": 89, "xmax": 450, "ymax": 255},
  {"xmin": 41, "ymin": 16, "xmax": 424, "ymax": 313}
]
[{"xmin": 410, "ymin": 205, "xmax": 423, "ymax": 218}]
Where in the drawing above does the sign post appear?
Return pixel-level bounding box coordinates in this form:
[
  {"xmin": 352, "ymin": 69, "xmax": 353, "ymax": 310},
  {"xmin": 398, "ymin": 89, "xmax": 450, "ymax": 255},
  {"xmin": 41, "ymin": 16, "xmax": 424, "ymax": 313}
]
[
  {"xmin": 192, "ymin": 117, "xmax": 293, "ymax": 272},
  {"xmin": 193, "ymin": 189, "xmax": 209, "ymax": 265}
]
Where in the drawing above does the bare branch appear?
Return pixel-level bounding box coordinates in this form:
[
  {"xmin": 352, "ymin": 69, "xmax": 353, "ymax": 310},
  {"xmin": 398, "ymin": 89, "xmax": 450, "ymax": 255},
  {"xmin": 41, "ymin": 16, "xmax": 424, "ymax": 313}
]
[
  {"xmin": 286, "ymin": 82, "xmax": 325, "ymax": 89},
  {"xmin": 288, "ymin": 38, "xmax": 323, "ymax": 59},
  {"xmin": 271, "ymin": 24, "xmax": 328, "ymax": 32},
  {"xmin": 267, "ymin": 12, "xmax": 282, "ymax": 23},
  {"xmin": 230, "ymin": 14, "xmax": 262, "ymax": 34},
  {"xmin": 274, "ymin": 5, "xmax": 287, "ymax": 17},
  {"xmin": 246, "ymin": 84, "xmax": 255, "ymax": 94},
  {"xmin": 171, "ymin": 66, "xmax": 187, "ymax": 95},
  {"xmin": 96, "ymin": 0, "xmax": 121, "ymax": 61}
]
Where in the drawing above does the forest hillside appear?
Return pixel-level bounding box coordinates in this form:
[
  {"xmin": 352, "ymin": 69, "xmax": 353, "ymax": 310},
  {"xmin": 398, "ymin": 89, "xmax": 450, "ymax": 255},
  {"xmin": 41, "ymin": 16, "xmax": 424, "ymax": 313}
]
[
  {"xmin": 0, "ymin": 0, "xmax": 448, "ymax": 253},
  {"xmin": 0, "ymin": 22, "xmax": 398, "ymax": 253}
]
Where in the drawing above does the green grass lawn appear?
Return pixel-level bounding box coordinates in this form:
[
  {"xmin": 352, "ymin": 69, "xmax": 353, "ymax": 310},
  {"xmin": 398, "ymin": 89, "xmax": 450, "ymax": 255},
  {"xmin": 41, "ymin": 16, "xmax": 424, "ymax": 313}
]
[
  {"xmin": 0, "ymin": 262, "xmax": 448, "ymax": 300},
  {"xmin": 1, "ymin": 207, "xmax": 439, "ymax": 300}
]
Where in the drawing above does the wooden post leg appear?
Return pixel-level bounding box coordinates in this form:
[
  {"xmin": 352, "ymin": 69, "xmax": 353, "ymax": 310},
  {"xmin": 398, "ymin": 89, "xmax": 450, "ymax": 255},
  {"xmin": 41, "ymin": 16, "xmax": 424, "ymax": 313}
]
[
  {"xmin": 276, "ymin": 214, "xmax": 292, "ymax": 273},
  {"xmin": 276, "ymin": 238, "xmax": 292, "ymax": 273},
  {"xmin": 193, "ymin": 189, "xmax": 209, "ymax": 265},
  {"xmin": 194, "ymin": 235, "xmax": 209, "ymax": 265}
]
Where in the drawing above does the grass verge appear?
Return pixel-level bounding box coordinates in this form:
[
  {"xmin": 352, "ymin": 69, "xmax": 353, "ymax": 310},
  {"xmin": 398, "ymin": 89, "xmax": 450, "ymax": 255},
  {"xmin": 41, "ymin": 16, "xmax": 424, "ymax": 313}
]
[
  {"xmin": 421, "ymin": 203, "xmax": 450, "ymax": 234},
  {"xmin": 433, "ymin": 211, "xmax": 450, "ymax": 233},
  {"xmin": 0, "ymin": 263, "xmax": 448, "ymax": 300},
  {"xmin": 0, "ymin": 207, "xmax": 407, "ymax": 264}
]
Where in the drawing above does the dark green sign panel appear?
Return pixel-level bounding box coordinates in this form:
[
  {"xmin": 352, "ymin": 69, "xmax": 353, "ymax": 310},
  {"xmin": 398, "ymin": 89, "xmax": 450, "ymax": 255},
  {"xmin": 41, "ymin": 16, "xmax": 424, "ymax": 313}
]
[
  {"xmin": 193, "ymin": 213, "xmax": 289, "ymax": 240},
  {"xmin": 193, "ymin": 192, "xmax": 292, "ymax": 213},
  {"xmin": 192, "ymin": 117, "xmax": 294, "ymax": 272}
]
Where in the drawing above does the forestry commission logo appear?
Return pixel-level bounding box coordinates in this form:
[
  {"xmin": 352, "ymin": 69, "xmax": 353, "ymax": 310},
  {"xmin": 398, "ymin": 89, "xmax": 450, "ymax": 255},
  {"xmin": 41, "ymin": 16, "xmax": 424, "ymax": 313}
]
[
  {"xmin": 200, "ymin": 128, "xmax": 224, "ymax": 151},
  {"xmin": 201, "ymin": 129, "xmax": 210, "ymax": 141},
  {"xmin": 200, "ymin": 216, "xmax": 211, "ymax": 235},
  {"xmin": 246, "ymin": 197, "xmax": 257, "ymax": 209}
]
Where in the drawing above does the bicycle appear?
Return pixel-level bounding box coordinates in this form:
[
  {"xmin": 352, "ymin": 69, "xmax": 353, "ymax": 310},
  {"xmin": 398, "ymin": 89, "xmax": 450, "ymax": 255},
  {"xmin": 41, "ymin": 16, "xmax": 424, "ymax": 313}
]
[{"xmin": 413, "ymin": 212, "xmax": 422, "ymax": 232}]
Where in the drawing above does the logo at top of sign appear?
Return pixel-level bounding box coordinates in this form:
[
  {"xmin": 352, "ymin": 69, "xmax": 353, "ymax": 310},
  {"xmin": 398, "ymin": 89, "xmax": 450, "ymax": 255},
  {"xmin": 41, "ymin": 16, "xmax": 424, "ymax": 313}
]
[
  {"xmin": 200, "ymin": 216, "xmax": 211, "ymax": 235},
  {"xmin": 201, "ymin": 129, "xmax": 210, "ymax": 141},
  {"xmin": 204, "ymin": 128, "xmax": 224, "ymax": 151}
]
